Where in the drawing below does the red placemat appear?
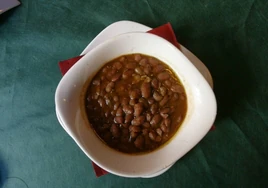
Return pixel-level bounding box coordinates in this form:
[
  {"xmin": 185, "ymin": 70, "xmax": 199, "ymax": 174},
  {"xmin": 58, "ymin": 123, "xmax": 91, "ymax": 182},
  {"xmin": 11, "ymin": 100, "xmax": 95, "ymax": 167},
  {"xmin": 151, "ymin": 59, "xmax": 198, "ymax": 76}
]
[{"xmin": 58, "ymin": 23, "xmax": 215, "ymax": 177}]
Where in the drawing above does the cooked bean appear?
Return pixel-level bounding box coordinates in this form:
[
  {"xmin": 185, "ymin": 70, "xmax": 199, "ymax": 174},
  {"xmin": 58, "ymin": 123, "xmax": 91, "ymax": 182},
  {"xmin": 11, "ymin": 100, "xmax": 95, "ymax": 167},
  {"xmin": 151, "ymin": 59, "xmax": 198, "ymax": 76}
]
[
  {"xmin": 129, "ymin": 125, "xmax": 141, "ymax": 132},
  {"xmin": 134, "ymin": 103, "xmax": 143, "ymax": 117},
  {"xmin": 123, "ymin": 105, "xmax": 134, "ymax": 114},
  {"xmin": 113, "ymin": 95, "xmax": 119, "ymax": 102},
  {"xmin": 105, "ymin": 82, "xmax": 115, "ymax": 92},
  {"xmin": 111, "ymin": 110, "xmax": 116, "ymax": 116},
  {"xmin": 130, "ymin": 89, "xmax": 141, "ymax": 99},
  {"xmin": 151, "ymin": 78, "xmax": 159, "ymax": 89},
  {"xmin": 119, "ymin": 56, "xmax": 125, "ymax": 62},
  {"xmin": 160, "ymin": 107, "xmax": 170, "ymax": 118},
  {"xmin": 155, "ymin": 136, "xmax": 162, "ymax": 142},
  {"xmin": 149, "ymin": 131, "xmax": 157, "ymax": 141},
  {"xmin": 144, "ymin": 64, "xmax": 151, "ymax": 75},
  {"xmin": 148, "ymin": 98, "xmax": 155, "ymax": 105},
  {"xmin": 170, "ymin": 106, "xmax": 175, "ymax": 113},
  {"xmin": 129, "ymin": 99, "xmax": 137, "ymax": 106},
  {"xmin": 164, "ymin": 118, "xmax": 171, "ymax": 127},
  {"xmin": 164, "ymin": 80, "xmax": 172, "ymax": 87},
  {"xmin": 132, "ymin": 74, "xmax": 141, "ymax": 84},
  {"xmin": 116, "ymin": 107, "xmax": 123, "ymax": 116},
  {"xmin": 176, "ymin": 116, "xmax": 182, "ymax": 123},
  {"xmin": 131, "ymin": 116, "xmax": 145, "ymax": 126},
  {"xmin": 146, "ymin": 113, "xmax": 152, "ymax": 122},
  {"xmin": 98, "ymin": 98, "xmax": 105, "ymax": 107},
  {"xmin": 122, "ymin": 69, "xmax": 134, "ymax": 79},
  {"xmin": 156, "ymin": 128, "xmax": 163, "ymax": 136},
  {"xmin": 93, "ymin": 79, "xmax": 100, "ymax": 85},
  {"xmin": 150, "ymin": 114, "xmax": 162, "ymax": 126},
  {"xmin": 134, "ymin": 54, "xmax": 142, "ymax": 61},
  {"xmin": 153, "ymin": 64, "xmax": 165, "ymax": 73},
  {"xmin": 113, "ymin": 62, "xmax": 122, "ymax": 70},
  {"xmin": 121, "ymin": 124, "xmax": 129, "ymax": 129},
  {"xmin": 157, "ymin": 71, "xmax": 170, "ymax": 80},
  {"xmin": 138, "ymin": 98, "xmax": 149, "ymax": 108},
  {"xmin": 159, "ymin": 95, "xmax": 169, "ymax": 106},
  {"xmin": 121, "ymin": 97, "xmax": 129, "ymax": 105},
  {"xmin": 135, "ymin": 67, "xmax": 144, "ymax": 75},
  {"xmin": 142, "ymin": 128, "xmax": 149, "ymax": 135},
  {"xmin": 114, "ymin": 116, "xmax": 124, "ymax": 124},
  {"xmin": 150, "ymin": 103, "xmax": 158, "ymax": 115},
  {"xmin": 126, "ymin": 62, "xmax": 136, "ymax": 69},
  {"xmin": 111, "ymin": 72, "xmax": 121, "ymax": 82},
  {"xmin": 139, "ymin": 58, "xmax": 147, "ymax": 66},
  {"xmin": 143, "ymin": 122, "xmax": 151, "ymax": 128},
  {"xmin": 153, "ymin": 91, "xmax": 163, "ymax": 101},
  {"xmin": 160, "ymin": 122, "xmax": 168, "ymax": 133},
  {"xmin": 110, "ymin": 124, "xmax": 120, "ymax": 138},
  {"xmin": 141, "ymin": 82, "xmax": 151, "ymax": 98},
  {"xmin": 134, "ymin": 135, "xmax": 144, "ymax": 149},
  {"xmin": 130, "ymin": 131, "xmax": 139, "ymax": 139},
  {"xmin": 159, "ymin": 86, "xmax": 167, "ymax": 96},
  {"xmin": 104, "ymin": 111, "xmax": 110, "ymax": 117},
  {"xmin": 172, "ymin": 93, "xmax": 179, "ymax": 101},
  {"xmin": 148, "ymin": 57, "xmax": 159, "ymax": 66},
  {"xmin": 125, "ymin": 114, "xmax": 134, "ymax": 123},
  {"xmin": 105, "ymin": 98, "xmax": 112, "ymax": 107},
  {"xmin": 171, "ymin": 84, "xmax": 184, "ymax": 93},
  {"xmin": 106, "ymin": 69, "xmax": 116, "ymax": 80}
]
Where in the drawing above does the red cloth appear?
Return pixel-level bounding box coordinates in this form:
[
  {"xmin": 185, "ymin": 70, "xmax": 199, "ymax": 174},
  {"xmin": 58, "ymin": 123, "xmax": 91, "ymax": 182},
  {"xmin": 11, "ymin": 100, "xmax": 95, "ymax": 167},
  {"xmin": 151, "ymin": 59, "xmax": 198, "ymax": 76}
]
[{"xmin": 58, "ymin": 23, "xmax": 215, "ymax": 177}]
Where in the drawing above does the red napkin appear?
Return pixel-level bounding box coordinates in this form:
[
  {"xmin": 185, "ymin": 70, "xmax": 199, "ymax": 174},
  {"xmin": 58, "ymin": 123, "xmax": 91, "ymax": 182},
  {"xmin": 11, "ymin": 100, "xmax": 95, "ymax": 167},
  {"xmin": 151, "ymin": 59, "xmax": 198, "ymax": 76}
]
[{"xmin": 58, "ymin": 23, "xmax": 215, "ymax": 177}]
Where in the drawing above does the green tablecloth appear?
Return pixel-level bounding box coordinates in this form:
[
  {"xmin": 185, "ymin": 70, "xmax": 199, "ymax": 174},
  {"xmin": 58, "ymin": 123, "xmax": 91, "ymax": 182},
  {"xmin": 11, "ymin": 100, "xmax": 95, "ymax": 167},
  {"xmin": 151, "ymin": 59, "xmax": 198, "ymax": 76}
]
[{"xmin": 0, "ymin": 0, "xmax": 267, "ymax": 187}]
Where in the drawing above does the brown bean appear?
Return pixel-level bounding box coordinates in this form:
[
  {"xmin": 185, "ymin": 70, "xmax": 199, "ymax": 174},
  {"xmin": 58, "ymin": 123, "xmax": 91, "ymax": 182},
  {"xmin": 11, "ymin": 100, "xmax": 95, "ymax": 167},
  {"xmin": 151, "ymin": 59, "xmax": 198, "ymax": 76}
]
[
  {"xmin": 129, "ymin": 99, "xmax": 137, "ymax": 106},
  {"xmin": 141, "ymin": 82, "xmax": 151, "ymax": 98},
  {"xmin": 110, "ymin": 124, "xmax": 120, "ymax": 138},
  {"xmin": 130, "ymin": 131, "xmax": 139, "ymax": 139},
  {"xmin": 132, "ymin": 74, "xmax": 141, "ymax": 84},
  {"xmin": 125, "ymin": 114, "xmax": 134, "ymax": 123},
  {"xmin": 142, "ymin": 128, "xmax": 149, "ymax": 135},
  {"xmin": 104, "ymin": 111, "xmax": 110, "ymax": 117},
  {"xmin": 160, "ymin": 107, "xmax": 170, "ymax": 118},
  {"xmin": 131, "ymin": 116, "xmax": 145, "ymax": 126},
  {"xmin": 150, "ymin": 103, "xmax": 158, "ymax": 115},
  {"xmin": 135, "ymin": 67, "xmax": 144, "ymax": 75},
  {"xmin": 111, "ymin": 110, "xmax": 116, "ymax": 116},
  {"xmin": 114, "ymin": 116, "xmax": 124, "ymax": 124},
  {"xmin": 121, "ymin": 97, "xmax": 129, "ymax": 105},
  {"xmin": 164, "ymin": 118, "xmax": 171, "ymax": 127},
  {"xmin": 155, "ymin": 136, "xmax": 162, "ymax": 142},
  {"xmin": 159, "ymin": 95, "xmax": 169, "ymax": 106},
  {"xmin": 138, "ymin": 98, "xmax": 149, "ymax": 108},
  {"xmin": 156, "ymin": 128, "xmax": 163, "ymax": 136},
  {"xmin": 148, "ymin": 98, "xmax": 155, "ymax": 105},
  {"xmin": 129, "ymin": 125, "xmax": 141, "ymax": 132},
  {"xmin": 170, "ymin": 106, "xmax": 175, "ymax": 113},
  {"xmin": 113, "ymin": 62, "xmax": 122, "ymax": 70},
  {"xmin": 134, "ymin": 103, "xmax": 143, "ymax": 117},
  {"xmin": 150, "ymin": 114, "xmax": 162, "ymax": 126},
  {"xmin": 105, "ymin": 82, "xmax": 115, "ymax": 92},
  {"xmin": 123, "ymin": 105, "xmax": 134, "ymax": 114},
  {"xmin": 122, "ymin": 69, "xmax": 134, "ymax": 79},
  {"xmin": 151, "ymin": 78, "xmax": 159, "ymax": 89},
  {"xmin": 116, "ymin": 107, "xmax": 123, "ymax": 116},
  {"xmin": 159, "ymin": 86, "xmax": 167, "ymax": 96},
  {"xmin": 146, "ymin": 113, "xmax": 152, "ymax": 122},
  {"xmin": 160, "ymin": 122, "xmax": 168, "ymax": 133},
  {"xmin": 97, "ymin": 98, "xmax": 105, "ymax": 107},
  {"xmin": 171, "ymin": 84, "xmax": 184, "ymax": 93},
  {"xmin": 139, "ymin": 58, "xmax": 147, "ymax": 66},
  {"xmin": 144, "ymin": 64, "xmax": 151, "ymax": 75},
  {"xmin": 121, "ymin": 124, "xmax": 129, "ymax": 129},
  {"xmin": 93, "ymin": 79, "xmax": 100, "ymax": 85},
  {"xmin": 149, "ymin": 131, "xmax": 157, "ymax": 141},
  {"xmin": 111, "ymin": 72, "xmax": 121, "ymax": 82},
  {"xmin": 153, "ymin": 64, "xmax": 165, "ymax": 73},
  {"xmin": 119, "ymin": 56, "xmax": 125, "ymax": 62},
  {"xmin": 148, "ymin": 57, "xmax": 159, "ymax": 66},
  {"xmin": 126, "ymin": 62, "xmax": 136, "ymax": 69},
  {"xmin": 143, "ymin": 122, "xmax": 151, "ymax": 128},
  {"xmin": 113, "ymin": 95, "xmax": 119, "ymax": 102},
  {"xmin": 134, "ymin": 135, "xmax": 145, "ymax": 149},
  {"xmin": 106, "ymin": 69, "xmax": 116, "ymax": 80},
  {"xmin": 134, "ymin": 54, "xmax": 142, "ymax": 62},
  {"xmin": 157, "ymin": 71, "xmax": 170, "ymax": 80},
  {"xmin": 153, "ymin": 91, "xmax": 163, "ymax": 101},
  {"xmin": 164, "ymin": 80, "xmax": 172, "ymax": 87},
  {"xmin": 172, "ymin": 93, "xmax": 179, "ymax": 101},
  {"xmin": 102, "ymin": 67, "xmax": 109, "ymax": 73},
  {"xmin": 130, "ymin": 89, "xmax": 141, "ymax": 99},
  {"xmin": 105, "ymin": 98, "xmax": 112, "ymax": 107}
]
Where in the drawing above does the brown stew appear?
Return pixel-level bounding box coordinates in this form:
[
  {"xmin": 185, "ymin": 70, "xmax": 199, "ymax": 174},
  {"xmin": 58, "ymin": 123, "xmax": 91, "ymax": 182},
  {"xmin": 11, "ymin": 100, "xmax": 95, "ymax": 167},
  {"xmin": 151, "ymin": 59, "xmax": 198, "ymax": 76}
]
[{"xmin": 84, "ymin": 54, "xmax": 187, "ymax": 153}]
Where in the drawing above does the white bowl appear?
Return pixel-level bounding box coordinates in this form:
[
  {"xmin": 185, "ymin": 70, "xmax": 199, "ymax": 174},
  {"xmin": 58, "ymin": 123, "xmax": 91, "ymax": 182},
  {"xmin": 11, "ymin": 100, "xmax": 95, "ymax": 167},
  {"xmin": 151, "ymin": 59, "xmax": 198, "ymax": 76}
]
[{"xmin": 55, "ymin": 32, "xmax": 217, "ymax": 177}]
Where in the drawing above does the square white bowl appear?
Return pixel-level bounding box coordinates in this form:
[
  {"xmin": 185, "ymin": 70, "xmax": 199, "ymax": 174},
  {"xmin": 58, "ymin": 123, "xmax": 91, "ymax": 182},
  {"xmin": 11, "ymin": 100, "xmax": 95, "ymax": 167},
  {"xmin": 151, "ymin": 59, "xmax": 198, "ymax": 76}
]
[{"xmin": 55, "ymin": 32, "xmax": 217, "ymax": 177}]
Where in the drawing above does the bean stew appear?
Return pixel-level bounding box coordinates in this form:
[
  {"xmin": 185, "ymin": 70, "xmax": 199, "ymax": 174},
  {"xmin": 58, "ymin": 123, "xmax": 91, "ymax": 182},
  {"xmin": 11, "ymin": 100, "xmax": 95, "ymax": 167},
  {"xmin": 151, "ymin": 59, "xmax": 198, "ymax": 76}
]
[{"xmin": 84, "ymin": 54, "xmax": 187, "ymax": 154}]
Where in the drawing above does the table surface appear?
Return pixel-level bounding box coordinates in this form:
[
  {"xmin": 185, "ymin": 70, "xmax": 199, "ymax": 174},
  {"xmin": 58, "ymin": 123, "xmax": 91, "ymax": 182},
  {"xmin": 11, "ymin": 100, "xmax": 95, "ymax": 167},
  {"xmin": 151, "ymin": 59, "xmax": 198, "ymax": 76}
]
[{"xmin": 0, "ymin": 0, "xmax": 268, "ymax": 187}]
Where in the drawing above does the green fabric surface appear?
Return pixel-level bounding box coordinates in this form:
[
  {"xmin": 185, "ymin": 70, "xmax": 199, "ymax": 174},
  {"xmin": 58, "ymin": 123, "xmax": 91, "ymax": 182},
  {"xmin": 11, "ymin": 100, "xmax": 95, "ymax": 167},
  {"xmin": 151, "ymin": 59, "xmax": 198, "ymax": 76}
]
[{"xmin": 0, "ymin": 0, "xmax": 268, "ymax": 187}]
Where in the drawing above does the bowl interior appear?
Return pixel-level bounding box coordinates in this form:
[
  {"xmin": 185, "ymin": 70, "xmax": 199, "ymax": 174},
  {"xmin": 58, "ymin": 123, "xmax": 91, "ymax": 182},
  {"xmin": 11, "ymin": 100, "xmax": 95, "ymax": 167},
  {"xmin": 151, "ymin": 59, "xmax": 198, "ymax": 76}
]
[{"xmin": 55, "ymin": 32, "xmax": 217, "ymax": 177}]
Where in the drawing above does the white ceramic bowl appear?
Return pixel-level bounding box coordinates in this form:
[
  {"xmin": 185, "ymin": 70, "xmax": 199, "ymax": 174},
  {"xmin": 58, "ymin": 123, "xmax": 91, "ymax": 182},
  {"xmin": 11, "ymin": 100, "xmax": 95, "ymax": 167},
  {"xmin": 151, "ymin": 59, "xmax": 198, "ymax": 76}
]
[{"xmin": 55, "ymin": 32, "xmax": 217, "ymax": 177}]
